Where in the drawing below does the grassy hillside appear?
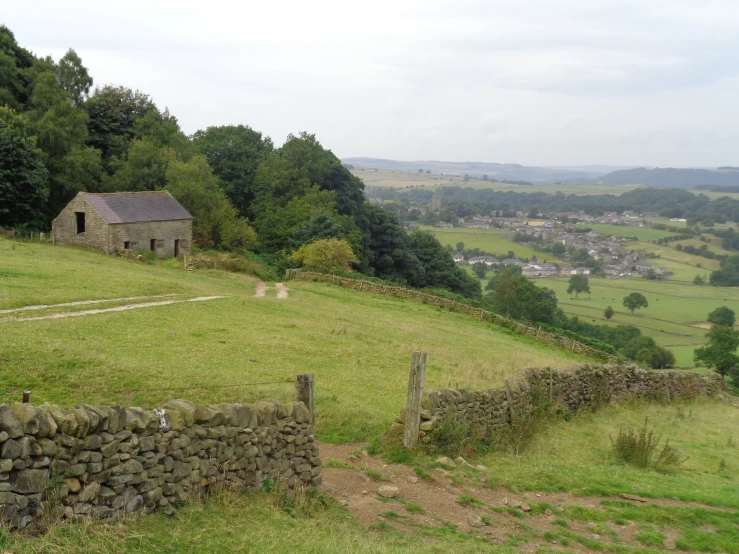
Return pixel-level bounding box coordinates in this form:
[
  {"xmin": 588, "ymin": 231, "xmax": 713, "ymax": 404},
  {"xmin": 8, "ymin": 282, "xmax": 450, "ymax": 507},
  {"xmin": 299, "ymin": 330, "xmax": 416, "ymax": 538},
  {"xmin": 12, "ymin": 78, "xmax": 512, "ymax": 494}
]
[{"xmin": 0, "ymin": 237, "xmax": 592, "ymax": 443}]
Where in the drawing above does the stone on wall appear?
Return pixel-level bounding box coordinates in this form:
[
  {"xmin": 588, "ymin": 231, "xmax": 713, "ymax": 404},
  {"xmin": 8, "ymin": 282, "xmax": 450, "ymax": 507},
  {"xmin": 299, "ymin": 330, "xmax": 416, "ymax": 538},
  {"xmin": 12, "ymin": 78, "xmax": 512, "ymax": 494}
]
[{"xmin": 0, "ymin": 398, "xmax": 320, "ymax": 531}]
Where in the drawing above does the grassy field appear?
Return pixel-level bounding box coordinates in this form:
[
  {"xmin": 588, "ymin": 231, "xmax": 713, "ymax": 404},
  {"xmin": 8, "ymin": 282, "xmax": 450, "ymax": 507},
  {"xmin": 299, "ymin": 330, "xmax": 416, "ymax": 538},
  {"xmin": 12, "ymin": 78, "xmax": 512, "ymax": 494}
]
[
  {"xmin": 577, "ymin": 223, "xmax": 678, "ymax": 242},
  {"xmin": 533, "ymin": 277, "xmax": 739, "ymax": 366},
  {"xmin": 418, "ymin": 225, "xmax": 562, "ymax": 262},
  {"xmin": 624, "ymin": 241, "xmax": 720, "ymax": 282},
  {"xmin": 0, "ymin": 237, "xmax": 591, "ymax": 444},
  {"xmin": 354, "ymin": 169, "xmax": 641, "ymax": 195}
]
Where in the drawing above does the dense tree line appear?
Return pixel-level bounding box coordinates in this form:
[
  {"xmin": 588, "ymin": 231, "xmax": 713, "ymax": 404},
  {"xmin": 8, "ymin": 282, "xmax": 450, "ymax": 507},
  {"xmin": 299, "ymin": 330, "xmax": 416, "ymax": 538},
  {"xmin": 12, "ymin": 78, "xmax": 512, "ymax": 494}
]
[
  {"xmin": 369, "ymin": 185, "xmax": 739, "ymax": 227},
  {"xmin": 0, "ymin": 26, "xmax": 479, "ymax": 298}
]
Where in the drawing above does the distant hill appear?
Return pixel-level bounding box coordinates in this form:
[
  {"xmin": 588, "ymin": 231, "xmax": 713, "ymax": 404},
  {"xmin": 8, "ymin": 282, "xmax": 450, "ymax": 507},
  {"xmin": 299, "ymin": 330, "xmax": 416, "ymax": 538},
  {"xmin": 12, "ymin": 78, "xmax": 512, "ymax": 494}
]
[
  {"xmin": 599, "ymin": 167, "xmax": 739, "ymax": 188},
  {"xmin": 342, "ymin": 157, "xmax": 631, "ymax": 184}
]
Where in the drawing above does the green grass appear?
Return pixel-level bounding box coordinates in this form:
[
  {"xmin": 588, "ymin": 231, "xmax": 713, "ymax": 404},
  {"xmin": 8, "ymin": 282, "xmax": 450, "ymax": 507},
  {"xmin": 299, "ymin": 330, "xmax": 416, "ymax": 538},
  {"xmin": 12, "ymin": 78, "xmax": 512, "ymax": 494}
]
[
  {"xmin": 0, "ymin": 237, "xmax": 593, "ymax": 443},
  {"xmin": 418, "ymin": 225, "xmax": 562, "ymax": 262},
  {"xmin": 576, "ymin": 223, "xmax": 678, "ymax": 242},
  {"xmin": 354, "ymin": 169, "xmax": 641, "ymax": 196},
  {"xmin": 477, "ymin": 399, "xmax": 739, "ymax": 508},
  {"xmin": 532, "ymin": 276, "xmax": 739, "ymax": 366}
]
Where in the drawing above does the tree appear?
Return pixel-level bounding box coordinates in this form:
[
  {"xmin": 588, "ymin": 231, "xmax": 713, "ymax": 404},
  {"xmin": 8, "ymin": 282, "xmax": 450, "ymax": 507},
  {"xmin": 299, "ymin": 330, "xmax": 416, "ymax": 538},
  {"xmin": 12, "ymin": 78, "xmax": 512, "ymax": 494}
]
[
  {"xmin": 709, "ymin": 255, "xmax": 739, "ymax": 287},
  {"xmin": 604, "ymin": 306, "xmax": 615, "ymax": 320},
  {"xmin": 0, "ymin": 107, "xmax": 49, "ymax": 226},
  {"xmin": 165, "ymin": 155, "xmax": 257, "ymax": 251},
  {"xmin": 85, "ymin": 85, "xmax": 155, "ymax": 166},
  {"xmin": 291, "ymin": 238, "xmax": 357, "ymax": 272},
  {"xmin": 693, "ymin": 275, "xmax": 705, "ymax": 285},
  {"xmin": 486, "ymin": 269, "xmax": 558, "ymax": 324},
  {"xmin": 567, "ymin": 275, "xmax": 590, "ymax": 299},
  {"xmin": 56, "ymin": 49, "xmax": 93, "ymax": 106},
  {"xmin": 707, "ymin": 306, "xmax": 736, "ymax": 327},
  {"xmin": 192, "ymin": 124, "xmax": 273, "ymax": 218},
  {"xmin": 694, "ymin": 325, "xmax": 739, "ymax": 378},
  {"xmin": 407, "ymin": 231, "xmax": 481, "ymax": 298},
  {"xmin": 472, "ymin": 262, "xmax": 487, "ymax": 279},
  {"xmin": 455, "ymin": 241, "xmax": 464, "ymax": 252},
  {"xmin": 623, "ymin": 292, "xmax": 648, "ymax": 314}
]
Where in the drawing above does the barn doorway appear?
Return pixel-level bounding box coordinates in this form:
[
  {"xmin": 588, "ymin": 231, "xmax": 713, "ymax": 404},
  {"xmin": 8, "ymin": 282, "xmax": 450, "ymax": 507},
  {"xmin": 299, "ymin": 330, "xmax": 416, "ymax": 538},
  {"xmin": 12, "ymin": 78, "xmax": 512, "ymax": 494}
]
[
  {"xmin": 150, "ymin": 239, "xmax": 156, "ymax": 251},
  {"xmin": 75, "ymin": 212, "xmax": 85, "ymax": 235},
  {"xmin": 174, "ymin": 239, "xmax": 180, "ymax": 257}
]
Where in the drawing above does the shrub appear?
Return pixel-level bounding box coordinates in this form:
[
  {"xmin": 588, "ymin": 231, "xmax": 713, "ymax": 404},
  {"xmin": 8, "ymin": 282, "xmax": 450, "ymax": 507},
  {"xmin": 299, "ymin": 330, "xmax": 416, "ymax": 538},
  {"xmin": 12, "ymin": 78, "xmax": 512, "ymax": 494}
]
[
  {"xmin": 291, "ymin": 238, "xmax": 357, "ymax": 273},
  {"xmin": 610, "ymin": 418, "xmax": 685, "ymax": 469}
]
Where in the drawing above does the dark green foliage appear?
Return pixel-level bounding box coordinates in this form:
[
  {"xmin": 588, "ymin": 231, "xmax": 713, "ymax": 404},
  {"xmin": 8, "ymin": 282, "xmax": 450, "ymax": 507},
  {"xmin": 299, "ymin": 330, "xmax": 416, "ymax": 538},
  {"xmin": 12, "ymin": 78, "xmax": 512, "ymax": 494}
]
[
  {"xmin": 192, "ymin": 124, "xmax": 273, "ymax": 218},
  {"xmin": 693, "ymin": 275, "xmax": 705, "ymax": 285},
  {"xmin": 406, "ymin": 231, "xmax": 481, "ymax": 298},
  {"xmin": 694, "ymin": 324, "xmax": 739, "ymax": 378},
  {"xmin": 486, "ymin": 268, "xmax": 557, "ymax": 324},
  {"xmin": 0, "ymin": 107, "xmax": 49, "ymax": 227},
  {"xmin": 566, "ymin": 275, "xmax": 590, "ymax": 299},
  {"xmin": 604, "ymin": 306, "xmax": 615, "ymax": 319},
  {"xmin": 472, "ymin": 262, "xmax": 487, "ymax": 279},
  {"xmin": 710, "ymin": 255, "xmax": 739, "ymax": 286},
  {"xmin": 622, "ymin": 292, "xmax": 648, "ymax": 314},
  {"xmin": 707, "ymin": 306, "xmax": 736, "ymax": 327}
]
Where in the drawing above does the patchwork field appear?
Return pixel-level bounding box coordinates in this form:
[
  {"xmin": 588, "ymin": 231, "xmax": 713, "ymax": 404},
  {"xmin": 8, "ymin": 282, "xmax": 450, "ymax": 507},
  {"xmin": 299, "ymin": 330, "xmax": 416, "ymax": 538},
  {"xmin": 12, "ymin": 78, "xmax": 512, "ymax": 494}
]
[
  {"xmin": 533, "ymin": 277, "xmax": 739, "ymax": 366},
  {"xmin": 354, "ymin": 169, "xmax": 641, "ymax": 195},
  {"xmin": 418, "ymin": 225, "xmax": 562, "ymax": 262},
  {"xmin": 576, "ymin": 223, "xmax": 679, "ymax": 242},
  {"xmin": 0, "ymin": 237, "xmax": 592, "ymax": 444}
]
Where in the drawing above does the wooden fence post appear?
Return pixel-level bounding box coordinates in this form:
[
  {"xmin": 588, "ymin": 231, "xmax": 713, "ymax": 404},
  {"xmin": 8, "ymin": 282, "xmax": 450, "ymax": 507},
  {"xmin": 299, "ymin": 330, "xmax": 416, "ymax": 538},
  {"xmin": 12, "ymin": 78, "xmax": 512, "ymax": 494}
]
[
  {"xmin": 22, "ymin": 391, "xmax": 30, "ymax": 404},
  {"xmin": 504, "ymin": 380, "xmax": 518, "ymax": 423},
  {"xmin": 403, "ymin": 351, "xmax": 427, "ymax": 449},
  {"xmin": 549, "ymin": 368, "xmax": 553, "ymax": 403},
  {"xmin": 295, "ymin": 374, "xmax": 314, "ymax": 423}
]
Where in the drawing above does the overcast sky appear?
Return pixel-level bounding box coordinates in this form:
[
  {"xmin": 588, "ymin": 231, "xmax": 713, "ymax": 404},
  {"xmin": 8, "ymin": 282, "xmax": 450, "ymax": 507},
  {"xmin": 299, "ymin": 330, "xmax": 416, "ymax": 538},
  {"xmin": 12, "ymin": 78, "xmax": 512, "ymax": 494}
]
[{"xmin": 5, "ymin": 0, "xmax": 739, "ymax": 167}]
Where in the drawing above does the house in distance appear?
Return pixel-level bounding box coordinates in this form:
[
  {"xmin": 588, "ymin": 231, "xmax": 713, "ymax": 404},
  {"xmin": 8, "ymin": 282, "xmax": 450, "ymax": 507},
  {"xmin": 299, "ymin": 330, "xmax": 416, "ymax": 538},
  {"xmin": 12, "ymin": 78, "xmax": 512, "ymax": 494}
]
[{"xmin": 52, "ymin": 191, "xmax": 192, "ymax": 257}]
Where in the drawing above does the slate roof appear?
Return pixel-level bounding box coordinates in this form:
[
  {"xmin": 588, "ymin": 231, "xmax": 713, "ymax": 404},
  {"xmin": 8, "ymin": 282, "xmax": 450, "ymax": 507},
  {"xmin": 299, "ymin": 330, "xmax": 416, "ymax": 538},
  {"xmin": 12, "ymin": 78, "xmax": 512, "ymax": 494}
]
[{"xmin": 82, "ymin": 191, "xmax": 192, "ymax": 224}]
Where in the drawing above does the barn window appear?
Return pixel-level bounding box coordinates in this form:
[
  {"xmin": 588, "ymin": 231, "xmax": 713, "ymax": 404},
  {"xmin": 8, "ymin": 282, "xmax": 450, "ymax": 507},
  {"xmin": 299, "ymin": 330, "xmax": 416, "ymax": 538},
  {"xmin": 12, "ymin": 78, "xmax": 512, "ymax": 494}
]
[
  {"xmin": 124, "ymin": 241, "xmax": 131, "ymax": 249},
  {"xmin": 75, "ymin": 212, "xmax": 85, "ymax": 235}
]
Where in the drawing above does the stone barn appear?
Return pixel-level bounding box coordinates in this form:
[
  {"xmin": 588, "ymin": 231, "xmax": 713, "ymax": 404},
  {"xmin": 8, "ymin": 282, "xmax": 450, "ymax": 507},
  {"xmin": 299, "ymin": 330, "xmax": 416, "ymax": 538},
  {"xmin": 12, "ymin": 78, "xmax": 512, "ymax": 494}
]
[{"xmin": 52, "ymin": 191, "xmax": 193, "ymax": 257}]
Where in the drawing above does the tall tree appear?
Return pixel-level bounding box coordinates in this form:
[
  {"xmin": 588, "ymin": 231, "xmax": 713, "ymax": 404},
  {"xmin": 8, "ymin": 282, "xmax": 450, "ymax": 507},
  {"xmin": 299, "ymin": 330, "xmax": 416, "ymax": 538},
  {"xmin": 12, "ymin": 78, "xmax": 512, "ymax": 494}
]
[
  {"xmin": 192, "ymin": 125, "xmax": 273, "ymax": 218},
  {"xmin": 0, "ymin": 107, "xmax": 49, "ymax": 226},
  {"xmin": 623, "ymin": 292, "xmax": 648, "ymax": 314},
  {"xmin": 0, "ymin": 26, "xmax": 35, "ymax": 110},
  {"xmin": 407, "ymin": 231, "xmax": 481, "ymax": 297},
  {"xmin": 85, "ymin": 85, "xmax": 155, "ymax": 166},
  {"xmin": 694, "ymin": 324, "xmax": 739, "ymax": 379},
  {"xmin": 486, "ymin": 269, "xmax": 557, "ymax": 324},
  {"xmin": 567, "ymin": 275, "xmax": 590, "ymax": 299},
  {"xmin": 55, "ymin": 49, "xmax": 93, "ymax": 106}
]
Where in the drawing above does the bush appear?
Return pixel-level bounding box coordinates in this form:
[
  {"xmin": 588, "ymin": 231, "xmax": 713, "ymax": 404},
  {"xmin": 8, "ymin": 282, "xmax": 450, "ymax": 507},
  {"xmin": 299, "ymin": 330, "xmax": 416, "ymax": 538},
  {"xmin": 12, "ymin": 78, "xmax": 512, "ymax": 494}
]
[
  {"xmin": 291, "ymin": 238, "xmax": 357, "ymax": 273},
  {"xmin": 610, "ymin": 418, "xmax": 685, "ymax": 469}
]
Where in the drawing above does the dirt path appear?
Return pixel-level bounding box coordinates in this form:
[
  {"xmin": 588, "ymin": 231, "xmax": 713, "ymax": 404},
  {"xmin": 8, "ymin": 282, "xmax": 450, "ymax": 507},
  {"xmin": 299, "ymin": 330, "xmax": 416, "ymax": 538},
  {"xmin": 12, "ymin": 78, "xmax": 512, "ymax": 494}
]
[
  {"xmin": 254, "ymin": 282, "xmax": 289, "ymax": 299},
  {"xmin": 0, "ymin": 294, "xmax": 176, "ymax": 315},
  {"xmin": 0, "ymin": 296, "xmax": 226, "ymax": 322},
  {"xmin": 318, "ymin": 442, "xmax": 734, "ymax": 552}
]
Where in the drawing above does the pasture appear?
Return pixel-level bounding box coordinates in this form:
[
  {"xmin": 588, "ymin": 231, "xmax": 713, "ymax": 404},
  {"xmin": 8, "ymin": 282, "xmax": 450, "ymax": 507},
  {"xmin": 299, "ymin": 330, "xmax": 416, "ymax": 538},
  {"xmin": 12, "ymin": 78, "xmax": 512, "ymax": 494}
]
[
  {"xmin": 353, "ymin": 169, "xmax": 640, "ymax": 195},
  {"xmin": 0, "ymin": 237, "xmax": 591, "ymax": 444},
  {"xmin": 535, "ymin": 277, "xmax": 739, "ymax": 366},
  {"xmin": 576, "ymin": 222, "xmax": 678, "ymax": 242},
  {"xmin": 418, "ymin": 225, "xmax": 562, "ymax": 261}
]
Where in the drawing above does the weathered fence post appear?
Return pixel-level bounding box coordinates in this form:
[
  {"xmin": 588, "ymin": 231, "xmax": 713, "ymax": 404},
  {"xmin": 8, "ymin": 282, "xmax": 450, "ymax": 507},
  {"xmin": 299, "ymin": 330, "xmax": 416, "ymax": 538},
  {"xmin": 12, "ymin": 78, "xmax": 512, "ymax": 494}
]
[
  {"xmin": 295, "ymin": 374, "xmax": 314, "ymax": 423},
  {"xmin": 22, "ymin": 391, "xmax": 30, "ymax": 404},
  {"xmin": 504, "ymin": 380, "xmax": 518, "ymax": 423},
  {"xmin": 403, "ymin": 351, "xmax": 427, "ymax": 449}
]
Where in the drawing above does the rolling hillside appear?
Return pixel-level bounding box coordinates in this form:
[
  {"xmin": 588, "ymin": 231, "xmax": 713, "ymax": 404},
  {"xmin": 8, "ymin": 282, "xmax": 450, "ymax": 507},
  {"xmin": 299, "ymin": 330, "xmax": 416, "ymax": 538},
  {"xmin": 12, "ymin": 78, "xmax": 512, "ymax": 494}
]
[{"xmin": 0, "ymin": 237, "xmax": 593, "ymax": 443}]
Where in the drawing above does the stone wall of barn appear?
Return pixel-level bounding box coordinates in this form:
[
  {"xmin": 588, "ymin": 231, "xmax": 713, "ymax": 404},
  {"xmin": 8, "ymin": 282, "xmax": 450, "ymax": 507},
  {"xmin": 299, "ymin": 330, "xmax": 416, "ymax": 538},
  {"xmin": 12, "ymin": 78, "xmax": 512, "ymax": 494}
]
[
  {"xmin": 108, "ymin": 220, "xmax": 192, "ymax": 257},
  {"xmin": 0, "ymin": 398, "xmax": 320, "ymax": 530}
]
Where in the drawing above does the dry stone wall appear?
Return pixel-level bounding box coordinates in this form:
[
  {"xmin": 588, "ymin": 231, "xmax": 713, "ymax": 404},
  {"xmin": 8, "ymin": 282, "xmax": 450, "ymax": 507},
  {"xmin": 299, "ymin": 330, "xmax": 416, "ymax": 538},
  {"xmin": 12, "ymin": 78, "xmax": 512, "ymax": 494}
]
[
  {"xmin": 0, "ymin": 398, "xmax": 320, "ymax": 531},
  {"xmin": 392, "ymin": 363, "xmax": 726, "ymax": 443},
  {"xmin": 285, "ymin": 270, "xmax": 615, "ymax": 362}
]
